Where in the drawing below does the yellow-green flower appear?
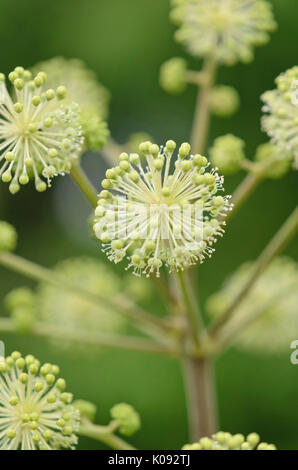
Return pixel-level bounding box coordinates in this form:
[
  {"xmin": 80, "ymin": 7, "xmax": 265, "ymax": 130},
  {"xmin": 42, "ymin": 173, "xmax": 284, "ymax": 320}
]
[
  {"xmin": 206, "ymin": 257, "xmax": 298, "ymax": 353},
  {"xmin": 94, "ymin": 140, "xmax": 232, "ymax": 277},
  {"xmin": 32, "ymin": 57, "xmax": 110, "ymax": 150},
  {"xmin": 0, "ymin": 67, "xmax": 83, "ymax": 193},
  {"xmin": 0, "ymin": 352, "xmax": 79, "ymax": 450},
  {"xmin": 171, "ymin": 0, "xmax": 276, "ymax": 65},
  {"xmin": 182, "ymin": 431, "xmax": 276, "ymax": 450}
]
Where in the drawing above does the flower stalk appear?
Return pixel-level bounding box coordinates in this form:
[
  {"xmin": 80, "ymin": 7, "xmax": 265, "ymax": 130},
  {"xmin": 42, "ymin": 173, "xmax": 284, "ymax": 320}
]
[
  {"xmin": 79, "ymin": 419, "xmax": 136, "ymax": 450},
  {"xmin": 210, "ymin": 205, "xmax": 298, "ymax": 336},
  {"xmin": 190, "ymin": 58, "xmax": 217, "ymax": 154},
  {"xmin": 0, "ymin": 251, "xmax": 170, "ymax": 343}
]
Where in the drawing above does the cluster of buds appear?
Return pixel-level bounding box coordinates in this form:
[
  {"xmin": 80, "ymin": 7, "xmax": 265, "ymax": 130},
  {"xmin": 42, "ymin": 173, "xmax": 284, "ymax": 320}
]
[
  {"xmin": 262, "ymin": 66, "xmax": 298, "ymax": 170},
  {"xmin": 207, "ymin": 257, "xmax": 298, "ymax": 353},
  {"xmin": 170, "ymin": 0, "xmax": 276, "ymax": 65},
  {"xmin": 0, "ymin": 352, "xmax": 79, "ymax": 450},
  {"xmin": 0, "ymin": 220, "xmax": 17, "ymax": 252},
  {"xmin": 182, "ymin": 431, "xmax": 276, "ymax": 450},
  {"xmin": 94, "ymin": 140, "xmax": 232, "ymax": 277},
  {"xmin": 0, "ymin": 67, "xmax": 83, "ymax": 193},
  {"xmin": 209, "ymin": 134, "xmax": 245, "ymax": 175},
  {"xmin": 32, "ymin": 57, "xmax": 110, "ymax": 150}
]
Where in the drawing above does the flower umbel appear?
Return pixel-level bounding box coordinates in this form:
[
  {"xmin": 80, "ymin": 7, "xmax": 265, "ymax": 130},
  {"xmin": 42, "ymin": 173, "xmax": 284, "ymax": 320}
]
[
  {"xmin": 206, "ymin": 257, "xmax": 298, "ymax": 353},
  {"xmin": 262, "ymin": 66, "xmax": 298, "ymax": 169},
  {"xmin": 94, "ymin": 140, "xmax": 232, "ymax": 277},
  {"xmin": 37, "ymin": 257, "xmax": 126, "ymax": 348},
  {"xmin": 0, "ymin": 221, "xmax": 17, "ymax": 252},
  {"xmin": 32, "ymin": 57, "xmax": 110, "ymax": 150},
  {"xmin": 171, "ymin": 0, "xmax": 276, "ymax": 65},
  {"xmin": 182, "ymin": 431, "xmax": 276, "ymax": 450},
  {"xmin": 0, "ymin": 67, "xmax": 83, "ymax": 193},
  {"xmin": 209, "ymin": 134, "xmax": 245, "ymax": 175},
  {"xmin": 0, "ymin": 351, "xmax": 79, "ymax": 450}
]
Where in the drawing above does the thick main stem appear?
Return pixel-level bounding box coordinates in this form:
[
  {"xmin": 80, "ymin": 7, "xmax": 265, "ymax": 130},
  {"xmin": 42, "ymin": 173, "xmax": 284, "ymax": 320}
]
[
  {"xmin": 175, "ymin": 271, "xmax": 218, "ymax": 440},
  {"xmin": 190, "ymin": 58, "xmax": 217, "ymax": 154},
  {"xmin": 182, "ymin": 357, "xmax": 218, "ymax": 440},
  {"xmin": 210, "ymin": 206, "xmax": 298, "ymax": 336},
  {"xmin": 176, "ymin": 270, "xmax": 201, "ymax": 348}
]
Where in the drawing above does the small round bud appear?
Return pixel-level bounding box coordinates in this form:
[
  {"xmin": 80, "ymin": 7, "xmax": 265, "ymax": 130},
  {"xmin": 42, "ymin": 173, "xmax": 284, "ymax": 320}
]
[
  {"xmin": 73, "ymin": 400, "xmax": 97, "ymax": 422},
  {"xmin": 209, "ymin": 134, "xmax": 245, "ymax": 175},
  {"xmin": 56, "ymin": 86, "xmax": 66, "ymax": 99},
  {"xmin": 179, "ymin": 142, "xmax": 191, "ymax": 158},
  {"xmin": 0, "ymin": 221, "xmax": 17, "ymax": 252},
  {"xmin": 160, "ymin": 58, "xmax": 187, "ymax": 94},
  {"xmin": 210, "ymin": 85, "xmax": 240, "ymax": 117},
  {"xmin": 14, "ymin": 102, "xmax": 23, "ymax": 113},
  {"xmin": 110, "ymin": 403, "xmax": 141, "ymax": 436}
]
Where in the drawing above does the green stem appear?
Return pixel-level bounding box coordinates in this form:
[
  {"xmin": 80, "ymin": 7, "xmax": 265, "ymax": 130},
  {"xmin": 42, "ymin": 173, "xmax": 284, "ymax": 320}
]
[
  {"xmin": 227, "ymin": 156, "xmax": 281, "ymax": 222},
  {"xmin": 215, "ymin": 282, "xmax": 297, "ymax": 353},
  {"xmin": 0, "ymin": 317, "xmax": 177, "ymax": 357},
  {"xmin": 79, "ymin": 421, "xmax": 136, "ymax": 450},
  {"xmin": 190, "ymin": 58, "xmax": 217, "ymax": 154},
  {"xmin": 70, "ymin": 163, "xmax": 98, "ymax": 209},
  {"xmin": 176, "ymin": 270, "xmax": 202, "ymax": 349},
  {"xmin": 182, "ymin": 357, "xmax": 218, "ymax": 440},
  {"xmin": 210, "ymin": 206, "xmax": 298, "ymax": 336},
  {"xmin": 0, "ymin": 251, "xmax": 170, "ymax": 343}
]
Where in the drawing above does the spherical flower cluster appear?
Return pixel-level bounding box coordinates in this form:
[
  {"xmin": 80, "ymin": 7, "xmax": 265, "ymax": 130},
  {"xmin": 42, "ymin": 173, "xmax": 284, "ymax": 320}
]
[
  {"xmin": 37, "ymin": 258, "xmax": 127, "ymax": 346},
  {"xmin": 206, "ymin": 257, "xmax": 298, "ymax": 354},
  {"xmin": 209, "ymin": 134, "xmax": 245, "ymax": 175},
  {"xmin": 0, "ymin": 67, "xmax": 83, "ymax": 193},
  {"xmin": 262, "ymin": 67, "xmax": 298, "ymax": 170},
  {"xmin": 5, "ymin": 287, "xmax": 36, "ymax": 334},
  {"xmin": 94, "ymin": 140, "xmax": 232, "ymax": 277},
  {"xmin": 182, "ymin": 431, "xmax": 276, "ymax": 450},
  {"xmin": 0, "ymin": 220, "xmax": 17, "ymax": 252},
  {"xmin": 254, "ymin": 143, "xmax": 292, "ymax": 179},
  {"xmin": 0, "ymin": 351, "xmax": 79, "ymax": 450},
  {"xmin": 210, "ymin": 85, "xmax": 240, "ymax": 117},
  {"xmin": 110, "ymin": 403, "xmax": 141, "ymax": 436},
  {"xmin": 171, "ymin": 0, "xmax": 276, "ymax": 65},
  {"xmin": 159, "ymin": 58, "xmax": 187, "ymax": 94},
  {"xmin": 32, "ymin": 57, "xmax": 110, "ymax": 150}
]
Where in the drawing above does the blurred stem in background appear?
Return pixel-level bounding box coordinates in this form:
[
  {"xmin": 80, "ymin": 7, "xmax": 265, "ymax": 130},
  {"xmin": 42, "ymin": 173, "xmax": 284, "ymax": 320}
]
[
  {"xmin": 0, "ymin": 252, "xmax": 170, "ymax": 343},
  {"xmin": 183, "ymin": 55, "xmax": 218, "ymax": 440},
  {"xmin": 190, "ymin": 57, "xmax": 217, "ymax": 155},
  {"xmin": 210, "ymin": 205, "xmax": 298, "ymax": 337},
  {"xmin": 1, "ymin": 148, "xmax": 296, "ymax": 446}
]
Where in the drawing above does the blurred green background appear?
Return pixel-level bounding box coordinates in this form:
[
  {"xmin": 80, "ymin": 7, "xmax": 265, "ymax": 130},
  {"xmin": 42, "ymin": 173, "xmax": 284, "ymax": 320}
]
[{"xmin": 0, "ymin": 0, "xmax": 297, "ymax": 450}]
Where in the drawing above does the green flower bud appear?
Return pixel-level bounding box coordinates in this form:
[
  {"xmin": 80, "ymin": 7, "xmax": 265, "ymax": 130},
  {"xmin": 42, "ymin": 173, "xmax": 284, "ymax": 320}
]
[
  {"xmin": 210, "ymin": 85, "xmax": 240, "ymax": 117},
  {"xmin": 254, "ymin": 143, "xmax": 291, "ymax": 179},
  {"xmin": 209, "ymin": 134, "xmax": 245, "ymax": 175},
  {"xmin": 0, "ymin": 221, "xmax": 17, "ymax": 252},
  {"xmin": 5, "ymin": 287, "xmax": 36, "ymax": 311},
  {"xmin": 80, "ymin": 112, "xmax": 110, "ymax": 151},
  {"xmin": 110, "ymin": 403, "xmax": 141, "ymax": 436},
  {"xmin": 73, "ymin": 400, "xmax": 97, "ymax": 422},
  {"xmin": 160, "ymin": 58, "xmax": 187, "ymax": 94},
  {"xmin": 181, "ymin": 431, "xmax": 276, "ymax": 450}
]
